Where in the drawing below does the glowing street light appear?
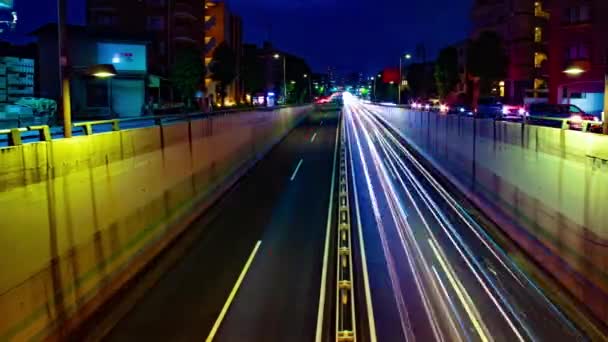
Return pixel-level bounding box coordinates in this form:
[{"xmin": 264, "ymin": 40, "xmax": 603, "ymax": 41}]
[
  {"xmin": 563, "ymin": 66, "xmax": 585, "ymax": 76},
  {"xmin": 273, "ymin": 53, "xmax": 287, "ymax": 103},
  {"xmin": 562, "ymin": 65, "xmax": 608, "ymax": 134},
  {"xmin": 405, "ymin": 53, "xmax": 412, "ymax": 60}
]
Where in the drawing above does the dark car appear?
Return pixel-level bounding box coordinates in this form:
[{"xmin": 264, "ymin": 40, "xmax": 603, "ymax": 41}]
[
  {"xmin": 314, "ymin": 93, "xmax": 343, "ymax": 112},
  {"xmin": 476, "ymin": 97, "xmax": 503, "ymax": 118},
  {"xmin": 526, "ymin": 103, "xmax": 599, "ymax": 130},
  {"xmin": 448, "ymin": 104, "xmax": 474, "ymax": 116}
]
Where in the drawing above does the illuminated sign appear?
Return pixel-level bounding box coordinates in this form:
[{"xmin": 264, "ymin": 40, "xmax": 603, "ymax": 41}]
[
  {"xmin": 97, "ymin": 43, "xmax": 147, "ymax": 72},
  {"xmin": 0, "ymin": 0, "xmax": 13, "ymax": 9}
]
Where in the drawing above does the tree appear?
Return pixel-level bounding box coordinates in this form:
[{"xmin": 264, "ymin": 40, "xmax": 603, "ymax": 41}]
[
  {"xmin": 170, "ymin": 47, "xmax": 205, "ymax": 107},
  {"xmin": 407, "ymin": 63, "xmax": 437, "ymax": 100},
  {"xmin": 434, "ymin": 46, "xmax": 459, "ymax": 99},
  {"xmin": 210, "ymin": 42, "xmax": 237, "ymax": 106},
  {"xmin": 468, "ymin": 31, "xmax": 508, "ymax": 96},
  {"xmin": 241, "ymin": 44, "xmax": 265, "ymax": 103}
]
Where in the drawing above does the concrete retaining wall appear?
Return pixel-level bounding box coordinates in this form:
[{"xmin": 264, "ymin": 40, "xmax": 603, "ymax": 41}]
[
  {"xmin": 374, "ymin": 106, "xmax": 608, "ymax": 323},
  {"xmin": 0, "ymin": 106, "xmax": 309, "ymax": 341}
]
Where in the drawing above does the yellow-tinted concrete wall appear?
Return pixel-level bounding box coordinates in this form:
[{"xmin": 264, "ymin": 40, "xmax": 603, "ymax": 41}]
[
  {"xmin": 0, "ymin": 106, "xmax": 309, "ymax": 341},
  {"xmin": 376, "ymin": 106, "xmax": 608, "ymax": 323}
]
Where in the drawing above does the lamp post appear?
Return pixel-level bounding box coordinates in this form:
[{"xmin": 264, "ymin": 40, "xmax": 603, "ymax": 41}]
[
  {"xmin": 374, "ymin": 74, "xmax": 381, "ymax": 102},
  {"xmin": 273, "ymin": 53, "xmax": 287, "ymax": 104},
  {"xmin": 399, "ymin": 53, "xmax": 412, "ymax": 105},
  {"xmin": 304, "ymin": 74, "xmax": 312, "ymax": 103},
  {"xmin": 563, "ymin": 65, "xmax": 608, "ymax": 134},
  {"xmin": 57, "ymin": 0, "xmax": 70, "ymax": 136}
]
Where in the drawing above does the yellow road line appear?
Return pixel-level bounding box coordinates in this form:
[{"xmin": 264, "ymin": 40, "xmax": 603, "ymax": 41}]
[
  {"xmin": 315, "ymin": 113, "xmax": 341, "ymax": 342},
  {"xmin": 205, "ymin": 240, "xmax": 262, "ymax": 342},
  {"xmin": 428, "ymin": 239, "xmax": 489, "ymax": 342}
]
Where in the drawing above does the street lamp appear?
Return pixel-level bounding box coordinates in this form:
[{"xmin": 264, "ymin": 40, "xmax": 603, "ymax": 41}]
[
  {"xmin": 304, "ymin": 74, "xmax": 312, "ymax": 102},
  {"xmin": 399, "ymin": 53, "xmax": 412, "ymax": 105},
  {"xmin": 563, "ymin": 65, "xmax": 608, "ymax": 134},
  {"xmin": 273, "ymin": 53, "xmax": 287, "ymax": 104}
]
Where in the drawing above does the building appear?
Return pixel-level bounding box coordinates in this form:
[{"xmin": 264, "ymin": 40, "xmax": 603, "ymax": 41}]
[
  {"xmin": 33, "ymin": 24, "xmax": 151, "ymax": 119},
  {"xmin": 547, "ymin": 0, "xmax": 608, "ymax": 114},
  {"xmin": 204, "ymin": 0, "xmax": 243, "ymax": 105},
  {"xmin": 0, "ymin": 41, "xmax": 37, "ymax": 104},
  {"xmin": 87, "ymin": 0, "xmax": 205, "ymax": 101},
  {"xmin": 471, "ymin": 0, "xmax": 550, "ymax": 103}
]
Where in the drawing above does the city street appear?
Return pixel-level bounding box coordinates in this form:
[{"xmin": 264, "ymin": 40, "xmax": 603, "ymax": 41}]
[
  {"xmin": 104, "ymin": 110, "xmax": 339, "ymax": 342},
  {"xmin": 343, "ymin": 96, "xmax": 587, "ymax": 341}
]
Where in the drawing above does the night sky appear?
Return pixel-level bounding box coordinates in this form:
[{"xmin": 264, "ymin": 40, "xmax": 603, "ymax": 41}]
[{"xmin": 1, "ymin": 0, "xmax": 472, "ymax": 74}]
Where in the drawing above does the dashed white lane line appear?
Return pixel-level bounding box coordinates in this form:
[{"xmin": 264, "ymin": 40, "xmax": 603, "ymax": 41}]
[{"xmin": 290, "ymin": 159, "xmax": 304, "ymax": 181}]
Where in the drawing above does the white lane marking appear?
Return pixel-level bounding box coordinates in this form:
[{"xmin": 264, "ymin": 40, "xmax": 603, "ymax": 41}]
[
  {"xmin": 320, "ymin": 120, "xmax": 324, "ymax": 126},
  {"xmin": 206, "ymin": 241, "xmax": 262, "ymax": 342},
  {"xmin": 290, "ymin": 159, "xmax": 304, "ymax": 181},
  {"xmin": 311, "ymin": 132, "xmax": 318, "ymax": 143},
  {"xmin": 346, "ymin": 113, "xmax": 378, "ymax": 342},
  {"xmin": 315, "ymin": 116, "xmax": 341, "ymax": 342}
]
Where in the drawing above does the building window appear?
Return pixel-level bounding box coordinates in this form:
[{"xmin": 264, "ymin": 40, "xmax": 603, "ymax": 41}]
[
  {"xmin": 534, "ymin": 27, "xmax": 542, "ymax": 43},
  {"xmin": 146, "ymin": 0, "xmax": 165, "ymax": 6},
  {"xmin": 147, "ymin": 16, "xmax": 165, "ymax": 30},
  {"xmin": 534, "ymin": 52, "xmax": 547, "ymax": 68},
  {"xmin": 95, "ymin": 14, "xmax": 117, "ymax": 26},
  {"xmin": 563, "ymin": 5, "xmax": 591, "ymax": 24},
  {"xmin": 158, "ymin": 41, "xmax": 166, "ymax": 56},
  {"xmin": 566, "ymin": 43, "xmax": 590, "ymax": 60},
  {"xmin": 534, "ymin": 2, "xmax": 550, "ymax": 19}
]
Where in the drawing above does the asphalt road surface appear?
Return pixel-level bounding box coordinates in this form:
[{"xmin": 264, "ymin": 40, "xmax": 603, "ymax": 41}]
[
  {"xmin": 343, "ymin": 95, "xmax": 587, "ymax": 342},
  {"xmin": 104, "ymin": 109, "xmax": 340, "ymax": 342}
]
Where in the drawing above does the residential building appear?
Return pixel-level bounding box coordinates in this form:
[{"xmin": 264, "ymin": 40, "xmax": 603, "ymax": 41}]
[
  {"xmin": 33, "ymin": 24, "xmax": 150, "ymax": 119},
  {"xmin": 87, "ymin": 0, "xmax": 205, "ymax": 100},
  {"xmin": 471, "ymin": 0, "xmax": 550, "ymax": 103},
  {"xmin": 204, "ymin": 0, "xmax": 243, "ymax": 105},
  {"xmin": 547, "ymin": 0, "xmax": 608, "ymax": 114},
  {"xmin": 0, "ymin": 41, "xmax": 37, "ymax": 104}
]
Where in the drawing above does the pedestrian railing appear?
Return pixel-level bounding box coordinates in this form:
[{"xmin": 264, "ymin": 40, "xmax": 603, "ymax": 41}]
[{"xmin": 0, "ymin": 105, "xmax": 304, "ymax": 147}]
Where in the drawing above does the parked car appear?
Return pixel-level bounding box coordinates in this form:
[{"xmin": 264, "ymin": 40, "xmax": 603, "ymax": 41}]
[
  {"xmin": 526, "ymin": 103, "xmax": 599, "ymax": 130},
  {"xmin": 476, "ymin": 97, "xmax": 503, "ymax": 118},
  {"xmin": 447, "ymin": 103, "xmax": 474, "ymax": 116}
]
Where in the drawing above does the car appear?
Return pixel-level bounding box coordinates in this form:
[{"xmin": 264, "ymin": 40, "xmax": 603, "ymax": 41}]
[
  {"xmin": 476, "ymin": 97, "xmax": 503, "ymax": 118},
  {"xmin": 314, "ymin": 93, "xmax": 343, "ymax": 112},
  {"xmin": 448, "ymin": 104, "xmax": 474, "ymax": 116},
  {"xmin": 526, "ymin": 103, "xmax": 599, "ymax": 130},
  {"xmin": 500, "ymin": 104, "xmax": 526, "ymax": 121},
  {"xmin": 410, "ymin": 101, "xmax": 434, "ymax": 111}
]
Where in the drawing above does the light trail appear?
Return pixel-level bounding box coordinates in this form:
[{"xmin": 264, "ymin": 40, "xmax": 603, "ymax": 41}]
[
  {"xmin": 347, "ymin": 106, "xmax": 416, "ymax": 341},
  {"xmin": 357, "ymin": 105, "xmax": 528, "ymax": 341}
]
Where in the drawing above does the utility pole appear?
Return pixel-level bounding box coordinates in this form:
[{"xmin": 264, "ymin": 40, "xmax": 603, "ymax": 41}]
[
  {"xmin": 399, "ymin": 53, "xmax": 411, "ymax": 105},
  {"xmin": 603, "ymin": 73, "xmax": 608, "ymax": 134},
  {"xmin": 57, "ymin": 0, "xmax": 72, "ymax": 137},
  {"xmin": 282, "ymin": 57, "xmax": 287, "ymax": 104}
]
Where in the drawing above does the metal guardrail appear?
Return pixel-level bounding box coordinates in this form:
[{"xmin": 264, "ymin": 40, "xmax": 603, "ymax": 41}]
[
  {"xmin": 336, "ymin": 118, "xmax": 356, "ymax": 342},
  {"xmin": 0, "ymin": 105, "xmax": 304, "ymax": 147},
  {"xmin": 372, "ymin": 103, "xmax": 606, "ymax": 134}
]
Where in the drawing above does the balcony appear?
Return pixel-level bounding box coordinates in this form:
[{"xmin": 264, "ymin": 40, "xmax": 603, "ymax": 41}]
[
  {"xmin": 173, "ymin": 26, "xmax": 197, "ymax": 45},
  {"xmin": 88, "ymin": 0, "xmax": 117, "ymax": 12},
  {"xmin": 205, "ymin": 15, "xmax": 216, "ymax": 30},
  {"xmin": 174, "ymin": 3, "xmax": 197, "ymax": 21}
]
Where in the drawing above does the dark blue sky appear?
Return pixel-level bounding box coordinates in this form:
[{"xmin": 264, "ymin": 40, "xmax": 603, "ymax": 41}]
[{"xmin": 1, "ymin": 0, "xmax": 472, "ymax": 74}]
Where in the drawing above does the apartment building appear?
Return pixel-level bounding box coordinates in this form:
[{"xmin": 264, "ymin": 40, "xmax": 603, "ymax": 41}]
[
  {"xmin": 471, "ymin": 0, "xmax": 550, "ymax": 103},
  {"xmin": 547, "ymin": 0, "xmax": 608, "ymax": 113},
  {"xmin": 204, "ymin": 0, "xmax": 243, "ymax": 105}
]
